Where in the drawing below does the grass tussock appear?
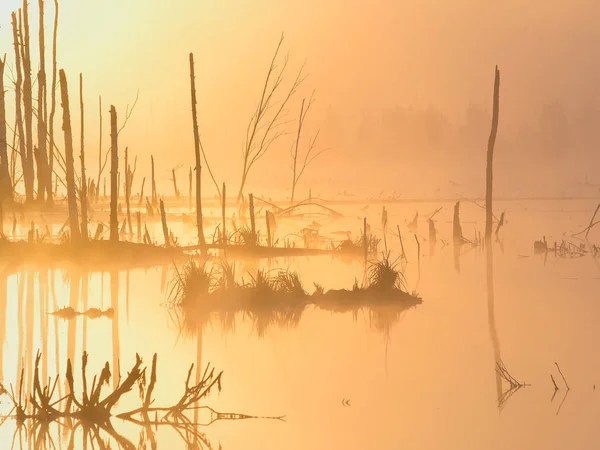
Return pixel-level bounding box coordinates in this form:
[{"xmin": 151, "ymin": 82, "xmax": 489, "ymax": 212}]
[
  {"xmin": 365, "ymin": 252, "xmax": 407, "ymax": 292},
  {"xmin": 169, "ymin": 254, "xmax": 422, "ymax": 337}
]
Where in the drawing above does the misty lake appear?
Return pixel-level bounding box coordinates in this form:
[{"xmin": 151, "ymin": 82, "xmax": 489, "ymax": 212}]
[{"xmin": 0, "ymin": 199, "xmax": 597, "ymax": 449}]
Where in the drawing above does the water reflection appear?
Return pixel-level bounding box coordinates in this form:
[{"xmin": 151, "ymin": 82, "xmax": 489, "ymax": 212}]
[{"xmin": 486, "ymin": 244, "xmax": 503, "ymax": 407}]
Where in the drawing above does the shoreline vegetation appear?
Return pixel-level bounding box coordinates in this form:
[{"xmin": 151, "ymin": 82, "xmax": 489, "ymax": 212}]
[{"xmin": 168, "ymin": 253, "xmax": 422, "ymax": 335}]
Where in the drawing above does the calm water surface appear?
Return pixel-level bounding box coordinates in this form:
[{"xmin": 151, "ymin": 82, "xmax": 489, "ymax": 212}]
[{"xmin": 0, "ymin": 199, "xmax": 598, "ymax": 449}]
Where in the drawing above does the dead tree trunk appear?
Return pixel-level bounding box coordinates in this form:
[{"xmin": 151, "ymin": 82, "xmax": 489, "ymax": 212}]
[
  {"xmin": 96, "ymin": 95, "xmax": 102, "ymax": 200},
  {"xmin": 79, "ymin": 74, "xmax": 88, "ymax": 241},
  {"xmin": 0, "ymin": 58, "xmax": 12, "ymax": 202},
  {"xmin": 249, "ymin": 193, "xmax": 256, "ymax": 238},
  {"xmin": 109, "ymin": 106, "xmax": 119, "ymax": 242},
  {"xmin": 265, "ymin": 211, "xmax": 271, "ymax": 247},
  {"xmin": 151, "ymin": 155, "xmax": 157, "ymax": 206},
  {"xmin": 222, "ymin": 182, "xmax": 226, "ymax": 244},
  {"xmin": 36, "ymin": 0, "xmax": 49, "ymax": 203},
  {"xmin": 125, "ymin": 147, "xmax": 132, "ymax": 235},
  {"xmin": 189, "ymin": 53, "xmax": 206, "ymax": 247},
  {"xmin": 453, "ymin": 201, "xmax": 463, "ymax": 243},
  {"xmin": 485, "ymin": 66, "xmax": 500, "ymax": 242},
  {"xmin": 172, "ymin": 168, "xmax": 179, "ymax": 198},
  {"xmin": 188, "ymin": 167, "xmax": 192, "ymax": 212},
  {"xmin": 138, "ymin": 177, "xmax": 145, "ymax": 206},
  {"xmin": 21, "ymin": 3, "xmax": 35, "ymax": 202},
  {"xmin": 11, "ymin": 13, "xmax": 27, "ymax": 201},
  {"xmin": 159, "ymin": 199, "xmax": 170, "ymax": 247},
  {"xmin": 47, "ymin": 0, "xmax": 59, "ymax": 204},
  {"xmin": 59, "ymin": 70, "xmax": 81, "ymax": 241}
]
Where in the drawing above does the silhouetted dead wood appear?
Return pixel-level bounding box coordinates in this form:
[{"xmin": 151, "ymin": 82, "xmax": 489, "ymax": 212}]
[
  {"xmin": 96, "ymin": 95, "xmax": 103, "ymax": 201},
  {"xmin": 11, "ymin": 12, "xmax": 28, "ymax": 202},
  {"xmin": 290, "ymin": 92, "xmax": 326, "ymax": 204},
  {"xmin": 572, "ymin": 202, "xmax": 600, "ymax": 238},
  {"xmin": 160, "ymin": 199, "xmax": 170, "ymax": 247},
  {"xmin": 151, "ymin": 154, "xmax": 157, "ymax": 206},
  {"xmin": 109, "ymin": 106, "xmax": 119, "ymax": 242},
  {"xmin": 236, "ymin": 33, "xmax": 305, "ymax": 202},
  {"xmin": 47, "ymin": 0, "xmax": 58, "ymax": 204},
  {"xmin": 0, "ymin": 57, "xmax": 11, "ymax": 202},
  {"xmin": 79, "ymin": 74, "xmax": 88, "ymax": 241},
  {"xmin": 485, "ymin": 66, "xmax": 500, "ymax": 242},
  {"xmin": 189, "ymin": 53, "xmax": 206, "ymax": 248},
  {"xmin": 0, "ymin": 352, "xmax": 280, "ymax": 450},
  {"xmin": 20, "ymin": 1, "xmax": 35, "ymax": 202},
  {"xmin": 35, "ymin": 0, "xmax": 50, "ymax": 203},
  {"xmin": 59, "ymin": 70, "xmax": 81, "ymax": 241},
  {"xmin": 496, "ymin": 360, "xmax": 528, "ymax": 410}
]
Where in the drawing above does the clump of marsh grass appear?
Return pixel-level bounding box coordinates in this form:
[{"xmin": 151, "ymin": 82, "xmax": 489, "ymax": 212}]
[
  {"xmin": 365, "ymin": 252, "xmax": 407, "ymax": 292},
  {"xmin": 247, "ymin": 269, "xmax": 275, "ymax": 296},
  {"xmin": 169, "ymin": 260, "xmax": 213, "ymax": 306},
  {"xmin": 273, "ymin": 270, "xmax": 306, "ymax": 296},
  {"xmin": 214, "ymin": 260, "xmax": 238, "ymax": 294},
  {"xmin": 235, "ymin": 226, "xmax": 260, "ymax": 247}
]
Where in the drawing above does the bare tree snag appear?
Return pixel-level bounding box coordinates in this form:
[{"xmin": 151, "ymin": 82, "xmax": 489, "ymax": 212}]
[
  {"xmin": 151, "ymin": 155, "xmax": 157, "ymax": 206},
  {"xmin": 96, "ymin": 95, "xmax": 102, "ymax": 200},
  {"xmin": 36, "ymin": 0, "xmax": 49, "ymax": 203},
  {"xmin": 79, "ymin": 74, "xmax": 88, "ymax": 241},
  {"xmin": 189, "ymin": 53, "xmax": 206, "ymax": 247},
  {"xmin": 47, "ymin": 0, "xmax": 58, "ymax": 204},
  {"xmin": 236, "ymin": 33, "xmax": 305, "ymax": 202},
  {"xmin": 59, "ymin": 70, "xmax": 81, "ymax": 241},
  {"xmin": 485, "ymin": 66, "xmax": 500, "ymax": 242},
  {"xmin": 0, "ymin": 58, "xmax": 12, "ymax": 201},
  {"xmin": 290, "ymin": 92, "xmax": 325, "ymax": 204},
  {"xmin": 11, "ymin": 13, "xmax": 27, "ymax": 200},
  {"xmin": 21, "ymin": 1, "xmax": 35, "ymax": 202},
  {"xmin": 109, "ymin": 106, "xmax": 119, "ymax": 242},
  {"xmin": 159, "ymin": 199, "xmax": 170, "ymax": 247}
]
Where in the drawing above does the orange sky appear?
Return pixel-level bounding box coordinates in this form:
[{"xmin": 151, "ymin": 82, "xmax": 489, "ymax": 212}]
[{"xmin": 1, "ymin": 0, "xmax": 600, "ymax": 195}]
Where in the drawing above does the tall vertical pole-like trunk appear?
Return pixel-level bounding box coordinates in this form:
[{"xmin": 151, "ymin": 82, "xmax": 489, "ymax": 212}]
[
  {"xmin": 35, "ymin": 70, "xmax": 49, "ymax": 203},
  {"xmin": 172, "ymin": 168, "xmax": 179, "ymax": 198},
  {"xmin": 79, "ymin": 74, "xmax": 88, "ymax": 241},
  {"xmin": 485, "ymin": 66, "xmax": 500, "ymax": 242},
  {"xmin": 47, "ymin": 0, "xmax": 58, "ymax": 204},
  {"xmin": 125, "ymin": 147, "xmax": 132, "ymax": 234},
  {"xmin": 151, "ymin": 155, "xmax": 157, "ymax": 206},
  {"xmin": 0, "ymin": 59, "xmax": 12, "ymax": 201},
  {"xmin": 249, "ymin": 193, "xmax": 256, "ymax": 238},
  {"xmin": 21, "ymin": 2, "xmax": 35, "ymax": 202},
  {"xmin": 109, "ymin": 106, "xmax": 119, "ymax": 242},
  {"xmin": 290, "ymin": 98, "xmax": 305, "ymax": 205},
  {"xmin": 96, "ymin": 96, "xmax": 102, "ymax": 200},
  {"xmin": 222, "ymin": 182, "xmax": 226, "ymax": 244},
  {"xmin": 453, "ymin": 201, "xmax": 463, "ymax": 243},
  {"xmin": 11, "ymin": 13, "xmax": 27, "ymax": 200},
  {"xmin": 36, "ymin": 0, "xmax": 49, "ymax": 203},
  {"xmin": 188, "ymin": 167, "xmax": 192, "ymax": 212},
  {"xmin": 59, "ymin": 70, "xmax": 81, "ymax": 241},
  {"xmin": 159, "ymin": 199, "xmax": 170, "ymax": 247},
  {"xmin": 265, "ymin": 211, "xmax": 271, "ymax": 247},
  {"xmin": 189, "ymin": 53, "xmax": 206, "ymax": 247}
]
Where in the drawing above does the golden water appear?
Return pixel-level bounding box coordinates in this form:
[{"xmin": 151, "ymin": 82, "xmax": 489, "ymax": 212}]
[{"xmin": 0, "ymin": 199, "xmax": 598, "ymax": 449}]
